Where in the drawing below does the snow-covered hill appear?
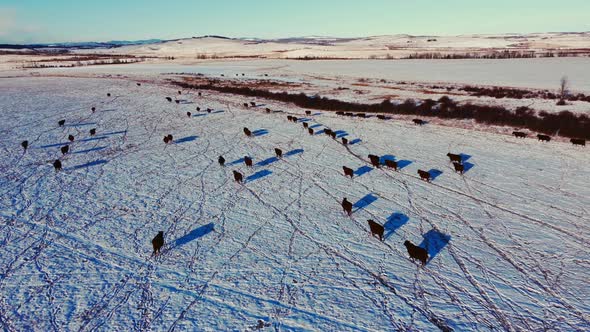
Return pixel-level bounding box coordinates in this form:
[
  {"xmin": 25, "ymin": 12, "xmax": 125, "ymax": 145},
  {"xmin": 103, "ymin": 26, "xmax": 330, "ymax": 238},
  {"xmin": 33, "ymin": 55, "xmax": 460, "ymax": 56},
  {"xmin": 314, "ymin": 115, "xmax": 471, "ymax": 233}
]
[{"xmin": 0, "ymin": 75, "xmax": 588, "ymax": 330}]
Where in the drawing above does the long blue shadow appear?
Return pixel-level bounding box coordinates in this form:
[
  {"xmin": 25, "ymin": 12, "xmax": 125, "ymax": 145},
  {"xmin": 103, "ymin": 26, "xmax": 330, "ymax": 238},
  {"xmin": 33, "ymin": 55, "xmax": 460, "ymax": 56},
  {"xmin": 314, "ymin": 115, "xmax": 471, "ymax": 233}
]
[
  {"xmin": 463, "ymin": 162, "xmax": 475, "ymax": 173},
  {"xmin": 256, "ymin": 156, "xmax": 278, "ymax": 167},
  {"xmin": 380, "ymin": 155, "xmax": 396, "ymax": 163},
  {"xmin": 101, "ymin": 109, "xmax": 117, "ymax": 113},
  {"xmin": 228, "ymin": 157, "xmax": 245, "ymax": 166},
  {"xmin": 285, "ymin": 149, "xmax": 304, "ymax": 157},
  {"xmin": 173, "ymin": 223, "xmax": 214, "ymax": 247},
  {"xmin": 297, "ymin": 118, "xmax": 312, "ymax": 122},
  {"xmin": 252, "ymin": 129, "xmax": 269, "ymax": 137},
  {"xmin": 397, "ymin": 160, "xmax": 412, "ymax": 169},
  {"xmin": 349, "ymin": 138, "xmax": 362, "ymax": 145},
  {"xmin": 79, "ymin": 136, "xmax": 108, "ymax": 143},
  {"xmin": 40, "ymin": 142, "xmax": 69, "ymax": 149},
  {"xmin": 354, "ymin": 165, "xmax": 373, "ymax": 177},
  {"xmin": 73, "ymin": 146, "xmax": 107, "ymax": 154},
  {"xmin": 314, "ymin": 129, "xmax": 325, "ymax": 135},
  {"xmin": 69, "ymin": 159, "xmax": 108, "ymax": 170},
  {"xmin": 334, "ymin": 130, "xmax": 349, "ymax": 138},
  {"xmin": 211, "ymin": 110, "xmax": 225, "ymax": 114},
  {"xmin": 459, "ymin": 153, "xmax": 472, "ymax": 162},
  {"xmin": 384, "ymin": 212, "xmax": 409, "ymax": 239},
  {"xmin": 175, "ymin": 136, "xmax": 198, "ymax": 144},
  {"xmin": 353, "ymin": 193, "xmax": 378, "ymax": 211},
  {"xmin": 193, "ymin": 113, "xmax": 207, "ymax": 117},
  {"xmin": 419, "ymin": 229, "xmax": 451, "ymax": 264},
  {"xmin": 246, "ymin": 170, "xmax": 272, "ymax": 183},
  {"xmin": 309, "ymin": 124, "xmax": 322, "ymax": 129},
  {"xmin": 428, "ymin": 169, "xmax": 443, "ymax": 181},
  {"xmin": 67, "ymin": 122, "xmax": 96, "ymax": 127},
  {"xmin": 101, "ymin": 130, "xmax": 127, "ymax": 137},
  {"xmin": 311, "ymin": 112, "xmax": 322, "ymax": 116}
]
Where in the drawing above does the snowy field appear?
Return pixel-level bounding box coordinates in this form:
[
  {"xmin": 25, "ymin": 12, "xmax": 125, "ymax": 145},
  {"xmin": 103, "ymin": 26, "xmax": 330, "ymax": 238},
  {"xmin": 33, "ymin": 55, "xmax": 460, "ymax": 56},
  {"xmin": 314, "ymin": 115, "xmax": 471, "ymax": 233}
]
[{"xmin": 1, "ymin": 76, "xmax": 589, "ymax": 331}]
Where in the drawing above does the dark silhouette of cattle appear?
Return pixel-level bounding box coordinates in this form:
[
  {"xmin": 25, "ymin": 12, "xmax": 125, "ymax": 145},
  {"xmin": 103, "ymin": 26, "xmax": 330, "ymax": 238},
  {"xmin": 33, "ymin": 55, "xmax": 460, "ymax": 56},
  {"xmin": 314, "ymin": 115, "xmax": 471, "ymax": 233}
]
[
  {"xmin": 166, "ymin": 97, "xmax": 172, "ymax": 102},
  {"xmin": 243, "ymin": 103, "xmax": 249, "ymax": 108},
  {"xmin": 453, "ymin": 162, "xmax": 464, "ymax": 174},
  {"xmin": 207, "ymin": 108, "xmax": 212, "ymax": 113},
  {"xmin": 308, "ymin": 128, "xmax": 314, "ymax": 135},
  {"xmin": 53, "ymin": 159, "xmax": 62, "ymax": 172},
  {"xmin": 324, "ymin": 129, "xmax": 333, "ymax": 136},
  {"xmin": 571, "ymin": 138, "xmax": 586, "ymax": 146},
  {"xmin": 233, "ymin": 170, "xmax": 244, "ymax": 183},
  {"xmin": 512, "ymin": 131, "xmax": 527, "ymax": 138},
  {"xmin": 404, "ymin": 240, "xmax": 428, "ymax": 265},
  {"xmin": 21, "ymin": 140, "xmax": 29, "ymax": 151},
  {"xmin": 55, "ymin": 144, "xmax": 69, "ymax": 158},
  {"xmin": 342, "ymin": 137, "xmax": 348, "ymax": 145},
  {"xmin": 90, "ymin": 128, "xmax": 96, "ymax": 136},
  {"xmin": 163, "ymin": 136, "xmax": 170, "ymax": 144},
  {"xmin": 91, "ymin": 107, "xmax": 96, "ymax": 113},
  {"xmin": 68, "ymin": 135, "xmax": 75, "ymax": 142},
  {"xmin": 152, "ymin": 231, "xmax": 164, "ymax": 256},
  {"xmin": 341, "ymin": 198, "xmax": 353, "ymax": 216},
  {"xmin": 187, "ymin": 111, "xmax": 192, "ymax": 117},
  {"xmin": 336, "ymin": 111, "xmax": 344, "ymax": 116},
  {"xmin": 368, "ymin": 154, "xmax": 380, "ymax": 168},
  {"xmin": 345, "ymin": 112, "xmax": 354, "ymax": 117},
  {"xmin": 250, "ymin": 102, "xmax": 256, "ymax": 107},
  {"xmin": 303, "ymin": 122, "xmax": 309, "ymax": 129},
  {"xmin": 178, "ymin": 90, "xmax": 182, "ymax": 95},
  {"xmin": 305, "ymin": 110, "xmax": 312, "ymax": 115},
  {"xmin": 537, "ymin": 134, "xmax": 551, "ymax": 142},
  {"xmin": 343, "ymin": 166, "xmax": 354, "ymax": 178},
  {"xmin": 287, "ymin": 115, "xmax": 293, "ymax": 121},
  {"xmin": 175, "ymin": 100, "xmax": 180, "ymax": 104},
  {"xmin": 196, "ymin": 107, "xmax": 201, "ymax": 111},
  {"xmin": 292, "ymin": 116, "xmax": 298, "ymax": 122},
  {"xmin": 384, "ymin": 159, "xmax": 398, "ymax": 171},
  {"xmin": 367, "ymin": 220, "xmax": 384, "ymax": 241},
  {"xmin": 418, "ymin": 170, "xmax": 431, "ymax": 182},
  {"xmin": 376, "ymin": 115, "xmax": 386, "ymax": 120},
  {"xmin": 167, "ymin": 134, "xmax": 173, "ymax": 142},
  {"xmin": 330, "ymin": 131, "xmax": 337, "ymax": 139},
  {"xmin": 137, "ymin": 83, "xmax": 141, "ymax": 86},
  {"xmin": 58, "ymin": 120, "xmax": 65, "ymax": 127},
  {"xmin": 244, "ymin": 156, "xmax": 253, "ymax": 167},
  {"xmin": 198, "ymin": 92, "xmax": 202, "ymax": 96},
  {"xmin": 275, "ymin": 148, "xmax": 283, "ymax": 158},
  {"xmin": 413, "ymin": 119, "xmax": 425, "ymax": 125},
  {"xmin": 107, "ymin": 93, "xmax": 111, "ymax": 97},
  {"xmin": 356, "ymin": 113, "xmax": 366, "ymax": 118},
  {"xmin": 447, "ymin": 153, "xmax": 462, "ymax": 164},
  {"xmin": 243, "ymin": 127, "xmax": 252, "ymax": 137},
  {"xmin": 218, "ymin": 156, "xmax": 225, "ymax": 166},
  {"xmin": 266, "ymin": 108, "xmax": 271, "ymax": 113}
]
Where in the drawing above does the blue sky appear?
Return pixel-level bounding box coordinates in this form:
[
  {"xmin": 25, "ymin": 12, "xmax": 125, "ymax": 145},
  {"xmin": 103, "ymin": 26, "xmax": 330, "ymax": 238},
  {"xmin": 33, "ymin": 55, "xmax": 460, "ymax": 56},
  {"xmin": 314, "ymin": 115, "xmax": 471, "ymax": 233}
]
[{"xmin": 1, "ymin": 0, "xmax": 589, "ymax": 43}]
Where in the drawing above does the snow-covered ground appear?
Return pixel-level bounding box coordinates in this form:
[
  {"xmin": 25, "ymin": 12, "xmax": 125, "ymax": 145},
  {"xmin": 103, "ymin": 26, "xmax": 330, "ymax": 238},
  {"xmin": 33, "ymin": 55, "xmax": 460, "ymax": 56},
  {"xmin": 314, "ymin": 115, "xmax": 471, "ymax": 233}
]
[{"xmin": 1, "ymin": 75, "xmax": 589, "ymax": 331}]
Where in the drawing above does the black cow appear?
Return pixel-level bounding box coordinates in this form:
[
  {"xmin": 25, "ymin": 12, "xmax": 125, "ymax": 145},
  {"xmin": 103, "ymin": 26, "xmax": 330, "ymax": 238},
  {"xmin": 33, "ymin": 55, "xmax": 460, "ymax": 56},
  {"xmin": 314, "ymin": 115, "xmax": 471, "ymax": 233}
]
[
  {"xmin": 89, "ymin": 128, "xmax": 96, "ymax": 136},
  {"xmin": 167, "ymin": 134, "xmax": 173, "ymax": 142},
  {"xmin": 404, "ymin": 240, "xmax": 428, "ymax": 265},
  {"xmin": 163, "ymin": 136, "xmax": 170, "ymax": 144},
  {"xmin": 175, "ymin": 100, "xmax": 180, "ymax": 104},
  {"xmin": 324, "ymin": 129, "xmax": 333, "ymax": 136},
  {"xmin": 287, "ymin": 115, "xmax": 293, "ymax": 121},
  {"xmin": 218, "ymin": 156, "xmax": 226, "ymax": 166},
  {"xmin": 447, "ymin": 153, "xmax": 462, "ymax": 164},
  {"xmin": 413, "ymin": 119, "xmax": 425, "ymax": 125},
  {"xmin": 187, "ymin": 112, "xmax": 192, "ymax": 117},
  {"xmin": 152, "ymin": 231, "xmax": 164, "ymax": 256},
  {"xmin": 368, "ymin": 220, "xmax": 384, "ymax": 241},
  {"xmin": 342, "ymin": 198, "xmax": 353, "ymax": 216},
  {"xmin": 336, "ymin": 111, "xmax": 344, "ymax": 116},
  {"xmin": 376, "ymin": 115, "xmax": 386, "ymax": 120},
  {"xmin": 308, "ymin": 128, "xmax": 314, "ymax": 135},
  {"xmin": 275, "ymin": 148, "xmax": 283, "ymax": 158},
  {"xmin": 68, "ymin": 135, "xmax": 75, "ymax": 142},
  {"xmin": 266, "ymin": 108, "xmax": 271, "ymax": 113},
  {"xmin": 453, "ymin": 162, "xmax": 464, "ymax": 174},
  {"xmin": 571, "ymin": 138, "xmax": 586, "ymax": 146},
  {"xmin": 207, "ymin": 108, "xmax": 212, "ymax": 113},
  {"xmin": 107, "ymin": 93, "xmax": 111, "ymax": 97},
  {"xmin": 537, "ymin": 134, "xmax": 551, "ymax": 142},
  {"xmin": 53, "ymin": 159, "xmax": 62, "ymax": 172},
  {"xmin": 196, "ymin": 107, "xmax": 201, "ymax": 111},
  {"xmin": 233, "ymin": 170, "xmax": 244, "ymax": 183},
  {"xmin": 137, "ymin": 83, "xmax": 141, "ymax": 86},
  {"xmin": 418, "ymin": 170, "xmax": 431, "ymax": 182},
  {"xmin": 21, "ymin": 140, "xmax": 29, "ymax": 151},
  {"xmin": 61, "ymin": 145, "xmax": 69, "ymax": 155},
  {"xmin": 368, "ymin": 154, "xmax": 380, "ymax": 168},
  {"xmin": 91, "ymin": 107, "xmax": 96, "ymax": 113},
  {"xmin": 292, "ymin": 116, "xmax": 298, "ymax": 123},
  {"xmin": 303, "ymin": 122, "xmax": 309, "ymax": 129},
  {"xmin": 343, "ymin": 166, "xmax": 354, "ymax": 178},
  {"xmin": 244, "ymin": 156, "xmax": 253, "ymax": 167},
  {"xmin": 384, "ymin": 159, "xmax": 398, "ymax": 171},
  {"xmin": 356, "ymin": 113, "xmax": 366, "ymax": 118},
  {"xmin": 330, "ymin": 132, "xmax": 337, "ymax": 139},
  {"xmin": 512, "ymin": 131, "xmax": 527, "ymax": 138},
  {"xmin": 345, "ymin": 112, "xmax": 354, "ymax": 117},
  {"xmin": 342, "ymin": 137, "xmax": 348, "ymax": 145},
  {"xmin": 244, "ymin": 127, "xmax": 252, "ymax": 137},
  {"xmin": 58, "ymin": 120, "xmax": 65, "ymax": 127},
  {"xmin": 243, "ymin": 103, "xmax": 249, "ymax": 108},
  {"xmin": 178, "ymin": 90, "xmax": 182, "ymax": 95},
  {"xmin": 250, "ymin": 102, "xmax": 256, "ymax": 107},
  {"xmin": 305, "ymin": 110, "xmax": 312, "ymax": 115},
  {"xmin": 166, "ymin": 97, "xmax": 172, "ymax": 102},
  {"xmin": 198, "ymin": 92, "xmax": 202, "ymax": 96}
]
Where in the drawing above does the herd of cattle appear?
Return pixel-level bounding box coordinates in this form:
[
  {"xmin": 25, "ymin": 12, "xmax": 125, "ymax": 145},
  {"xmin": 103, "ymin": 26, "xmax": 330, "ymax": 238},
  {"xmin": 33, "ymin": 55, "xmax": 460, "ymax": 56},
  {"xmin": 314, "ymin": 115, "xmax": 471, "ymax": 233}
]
[{"xmin": 15, "ymin": 84, "xmax": 585, "ymax": 266}]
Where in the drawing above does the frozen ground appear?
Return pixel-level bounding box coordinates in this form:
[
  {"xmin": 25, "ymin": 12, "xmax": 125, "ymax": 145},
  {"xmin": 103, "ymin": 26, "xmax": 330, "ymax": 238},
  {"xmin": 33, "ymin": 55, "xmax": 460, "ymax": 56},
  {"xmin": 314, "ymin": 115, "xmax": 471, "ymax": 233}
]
[{"xmin": 0, "ymin": 76, "xmax": 589, "ymax": 331}]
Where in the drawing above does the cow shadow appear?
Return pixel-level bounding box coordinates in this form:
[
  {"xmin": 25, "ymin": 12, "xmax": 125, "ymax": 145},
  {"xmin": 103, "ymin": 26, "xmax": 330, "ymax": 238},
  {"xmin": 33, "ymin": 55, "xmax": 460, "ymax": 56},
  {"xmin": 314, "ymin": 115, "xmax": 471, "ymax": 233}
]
[
  {"xmin": 384, "ymin": 212, "xmax": 409, "ymax": 239},
  {"xmin": 314, "ymin": 129, "xmax": 325, "ymax": 135},
  {"xmin": 211, "ymin": 110, "xmax": 225, "ymax": 114},
  {"xmin": 252, "ymin": 129, "xmax": 269, "ymax": 137},
  {"xmin": 193, "ymin": 113, "xmax": 207, "ymax": 117},
  {"xmin": 285, "ymin": 149, "xmax": 304, "ymax": 157},
  {"xmin": 334, "ymin": 130, "xmax": 349, "ymax": 138},
  {"xmin": 419, "ymin": 229, "xmax": 451, "ymax": 263},
  {"xmin": 73, "ymin": 146, "xmax": 107, "ymax": 154},
  {"xmin": 380, "ymin": 155, "xmax": 396, "ymax": 164},
  {"xmin": 173, "ymin": 223, "xmax": 214, "ymax": 247},
  {"xmin": 175, "ymin": 136, "xmax": 198, "ymax": 144},
  {"xmin": 428, "ymin": 169, "xmax": 443, "ymax": 181},
  {"xmin": 101, "ymin": 109, "xmax": 117, "ymax": 113},
  {"xmin": 69, "ymin": 159, "xmax": 108, "ymax": 171},
  {"xmin": 67, "ymin": 122, "xmax": 96, "ymax": 127},
  {"xmin": 309, "ymin": 124, "xmax": 322, "ymax": 129},
  {"xmin": 354, "ymin": 165, "xmax": 373, "ymax": 177},
  {"xmin": 256, "ymin": 156, "xmax": 278, "ymax": 167},
  {"xmin": 41, "ymin": 142, "xmax": 70, "ymax": 149},
  {"xmin": 228, "ymin": 157, "xmax": 245, "ymax": 166},
  {"xmin": 101, "ymin": 130, "xmax": 127, "ymax": 137},
  {"xmin": 463, "ymin": 162, "xmax": 475, "ymax": 173},
  {"xmin": 178, "ymin": 100, "xmax": 194, "ymax": 105},
  {"xmin": 349, "ymin": 138, "xmax": 362, "ymax": 145},
  {"xmin": 311, "ymin": 112, "xmax": 322, "ymax": 116},
  {"xmin": 459, "ymin": 153, "xmax": 472, "ymax": 162},
  {"xmin": 80, "ymin": 136, "xmax": 108, "ymax": 143},
  {"xmin": 297, "ymin": 118, "xmax": 312, "ymax": 122},
  {"xmin": 246, "ymin": 170, "xmax": 273, "ymax": 183},
  {"xmin": 353, "ymin": 194, "xmax": 378, "ymax": 212}
]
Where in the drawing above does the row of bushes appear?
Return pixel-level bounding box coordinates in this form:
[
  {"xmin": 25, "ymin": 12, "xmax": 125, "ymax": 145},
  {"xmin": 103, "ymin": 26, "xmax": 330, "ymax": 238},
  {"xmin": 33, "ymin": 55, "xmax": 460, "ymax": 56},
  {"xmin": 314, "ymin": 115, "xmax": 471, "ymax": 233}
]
[
  {"xmin": 460, "ymin": 86, "xmax": 590, "ymax": 103},
  {"xmin": 175, "ymin": 81, "xmax": 590, "ymax": 140}
]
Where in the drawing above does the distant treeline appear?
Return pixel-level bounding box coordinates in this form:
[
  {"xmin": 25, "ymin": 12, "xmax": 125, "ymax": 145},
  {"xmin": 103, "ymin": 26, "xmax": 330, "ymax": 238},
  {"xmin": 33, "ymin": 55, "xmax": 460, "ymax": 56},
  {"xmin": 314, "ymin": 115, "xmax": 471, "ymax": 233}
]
[
  {"xmin": 402, "ymin": 51, "xmax": 590, "ymax": 60},
  {"xmin": 175, "ymin": 80, "xmax": 590, "ymax": 139},
  {"xmin": 459, "ymin": 86, "xmax": 590, "ymax": 103},
  {"xmin": 23, "ymin": 58, "xmax": 145, "ymax": 68}
]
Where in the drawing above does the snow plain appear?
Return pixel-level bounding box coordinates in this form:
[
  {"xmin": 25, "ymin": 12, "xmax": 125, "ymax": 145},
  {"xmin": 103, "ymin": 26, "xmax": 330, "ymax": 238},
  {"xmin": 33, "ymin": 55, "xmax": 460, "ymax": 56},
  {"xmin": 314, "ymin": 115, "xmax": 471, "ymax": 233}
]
[{"xmin": 0, "ymin": 73, "xmax": 589, "ymax": 331}]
